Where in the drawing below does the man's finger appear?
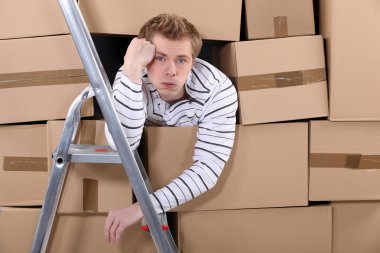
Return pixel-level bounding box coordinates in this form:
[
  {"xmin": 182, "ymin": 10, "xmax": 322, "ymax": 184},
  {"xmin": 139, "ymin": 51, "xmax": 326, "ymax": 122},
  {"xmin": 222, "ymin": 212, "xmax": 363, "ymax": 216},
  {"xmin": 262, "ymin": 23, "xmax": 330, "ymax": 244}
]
[
  {"xmin": 104, "ymin": 213, "xmax": 115, "ymax": 243},
  {"xmin": 115, "ymin": 222, "xmax": 125, "ymax": 244},
  {"xmin": 110, "ymin": 220, "xmax": 120, "ymax": 244}
]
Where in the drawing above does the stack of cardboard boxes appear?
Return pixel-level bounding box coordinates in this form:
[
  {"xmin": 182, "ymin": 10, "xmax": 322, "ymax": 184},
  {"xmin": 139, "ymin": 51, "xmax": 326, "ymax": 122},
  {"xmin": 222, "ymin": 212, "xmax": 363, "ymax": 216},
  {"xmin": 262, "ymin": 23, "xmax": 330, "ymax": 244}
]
[
  {"xmin": 310, "ymin": 1, "xmax": 380, "ymax": 253},
  {"xmin": 0, "ymin": 1, "xmax": 94, "ymax": 252},
  {"xmin": 1, "ymin": 0, "xmax": 380, "ymax": 252},
  {"xmin": 140, "ymin": 0, "xmax": 380, "ymax": 252},
  {"xmin": 141, "ymin": 0, "xmax": 331, "ymax": 252},
  {"xmin": 219, "ymin": 0, "xmax": 328, "ymax": 125}
]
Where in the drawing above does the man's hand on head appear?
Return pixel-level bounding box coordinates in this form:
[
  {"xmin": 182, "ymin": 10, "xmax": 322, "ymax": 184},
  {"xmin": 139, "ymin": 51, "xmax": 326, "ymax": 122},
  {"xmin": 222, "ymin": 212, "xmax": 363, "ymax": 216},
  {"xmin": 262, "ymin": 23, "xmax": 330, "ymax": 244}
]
[{"xmin": 122, "ymin": 37, "xmax": 155, "ymax": 83}]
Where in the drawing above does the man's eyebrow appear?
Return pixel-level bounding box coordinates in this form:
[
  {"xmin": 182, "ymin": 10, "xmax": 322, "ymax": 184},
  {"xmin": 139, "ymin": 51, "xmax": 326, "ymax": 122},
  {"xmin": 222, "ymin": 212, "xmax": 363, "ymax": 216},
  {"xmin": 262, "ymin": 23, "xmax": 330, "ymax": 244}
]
[
  {"xmin": 155, "ymin": 51, "xmax": 191, "ymax": 59},
  {"xmin": 177, "ymin": 54, "xmax": 191, "ymax": 59},
  {"xmin": 155, "ymin": 51, "xmax": 167, "ymax": 56}
]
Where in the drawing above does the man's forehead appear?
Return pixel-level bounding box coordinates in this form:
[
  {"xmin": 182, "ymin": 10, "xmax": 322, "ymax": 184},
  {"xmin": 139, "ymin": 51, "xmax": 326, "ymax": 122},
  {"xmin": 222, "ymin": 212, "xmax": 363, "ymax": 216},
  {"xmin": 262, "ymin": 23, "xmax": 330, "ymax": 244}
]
[{"xmin": 152, "ymin": 34, "xmax": 193, "ymax": 57}]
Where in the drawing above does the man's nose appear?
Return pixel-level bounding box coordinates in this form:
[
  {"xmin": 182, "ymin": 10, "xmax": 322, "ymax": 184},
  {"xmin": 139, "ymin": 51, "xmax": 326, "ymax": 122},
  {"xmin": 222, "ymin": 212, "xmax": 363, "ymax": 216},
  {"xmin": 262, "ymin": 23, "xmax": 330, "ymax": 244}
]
[{"xmin": 166, "ymin": 61, "xmax": 176, "ymax": 76}]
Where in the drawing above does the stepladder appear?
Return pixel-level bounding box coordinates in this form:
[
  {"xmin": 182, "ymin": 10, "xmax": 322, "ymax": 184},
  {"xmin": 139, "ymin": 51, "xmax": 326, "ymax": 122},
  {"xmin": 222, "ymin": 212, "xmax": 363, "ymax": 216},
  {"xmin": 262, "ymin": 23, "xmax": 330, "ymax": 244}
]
[{"xmin": 30, "ymin": 0, "xmax": 179, "ymax": 252}]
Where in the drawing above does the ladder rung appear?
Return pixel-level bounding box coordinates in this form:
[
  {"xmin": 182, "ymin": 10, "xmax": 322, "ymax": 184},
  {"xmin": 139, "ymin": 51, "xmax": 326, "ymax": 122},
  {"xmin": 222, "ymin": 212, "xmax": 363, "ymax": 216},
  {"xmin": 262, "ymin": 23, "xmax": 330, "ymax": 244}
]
[{"xmin": 53, "ymin": 144, "xmax": 122, "ymax": 164}]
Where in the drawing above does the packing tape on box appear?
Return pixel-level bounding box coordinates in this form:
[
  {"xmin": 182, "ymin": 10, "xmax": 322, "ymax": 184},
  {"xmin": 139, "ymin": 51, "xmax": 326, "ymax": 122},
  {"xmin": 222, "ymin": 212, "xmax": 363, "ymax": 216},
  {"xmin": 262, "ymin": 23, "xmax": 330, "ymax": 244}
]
[
  {"xmin": 234, "ymin": 68, "xmax": 326, "ymax": 91},
  {"xmin": 0, "ymin": 69, "xmax": 88, "ymax": 89},
  {"xmin": 310, "ymin": 153, "xmax": 380, "ymax": 169},
  {"xmin": 274, "ymin": 16, "xmax": 288, "ymax": 37},
  {"xmin": 3, "ymin": 156, "xmax": 48, "ymax": 171}
]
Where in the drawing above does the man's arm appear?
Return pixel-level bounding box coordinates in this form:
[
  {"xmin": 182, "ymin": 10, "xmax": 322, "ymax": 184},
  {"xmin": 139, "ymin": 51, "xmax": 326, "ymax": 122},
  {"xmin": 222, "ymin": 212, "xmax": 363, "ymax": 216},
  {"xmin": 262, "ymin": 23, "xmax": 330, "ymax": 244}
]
[
  {"xmin": 105, "ymin": 38, "xmax": 155, "ymax": 150},
  {"xmin": 149, "ymin": 78, "xmax": 238, "ymax": 213},
  {"xmin": 104, "ymin": 38, "xmax": 155, "ymax": 244}
]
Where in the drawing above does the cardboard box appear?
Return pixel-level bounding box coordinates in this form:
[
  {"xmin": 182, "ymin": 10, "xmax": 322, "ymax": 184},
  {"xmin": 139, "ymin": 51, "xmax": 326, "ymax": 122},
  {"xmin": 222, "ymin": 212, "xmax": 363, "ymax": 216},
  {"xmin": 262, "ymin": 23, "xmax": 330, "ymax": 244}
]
[
  {"xmin": 0, "ymin": 35, "xmax": 94, "ymax": 124},
  {"xmin": 320, "ymin": 0, "xmax": 380, "ymax": 120},
  {"xmin": 0, "ymin": 0, "xmax": 69, "ymax": 40},
  {"xmin": 48, "ymin": 120, "xmax": 133, "ymax": 213},
  {"xmin": 0, "ymin": 207, "xmax": 40, "ymax": 253},
  {"xmin": 332, "ymin": 202, "xmax": 380, "ymax": 253},
  {"xmin": 46, "ymin": 214, "xmax": 158, "ymax": 253},
  {"xmin": 178, "ymin": 205, "xmax": 332, "ymax": 253},
  {"xmin": 244, "ymin": 0, "xmax": 315, "ymax": 40},
  {"xmin": 78, "ymin": 0, "xmax": 242, "ymax": 41},
  {"xmin": 219, "ymin": 35, "xmax": 328, "ymax": 125},
  {"xmin": 57, "ymin": 163, "xmax": 133, "ymax": 213},
  {"xmin": 0, "ymin": 207, "xmax": 158, "ymax": 253},
  {"xmin": 0, "ymin": 124, "xmax": 49, "ymax": 206},
  {"xmin": 143, "ymin": 123, "xmax": 309, "ymax": 211},
  {"xmin": 309, "ymin": 120, "xmax": 380, "ymax": 201}
]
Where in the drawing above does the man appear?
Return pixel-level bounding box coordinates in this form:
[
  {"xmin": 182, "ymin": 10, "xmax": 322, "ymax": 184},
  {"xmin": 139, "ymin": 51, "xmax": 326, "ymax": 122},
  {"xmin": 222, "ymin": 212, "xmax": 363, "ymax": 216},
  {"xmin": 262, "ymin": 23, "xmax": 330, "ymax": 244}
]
[{"xmin": 104, "ymin": 13, "xmax": 238, "ymax": 244}]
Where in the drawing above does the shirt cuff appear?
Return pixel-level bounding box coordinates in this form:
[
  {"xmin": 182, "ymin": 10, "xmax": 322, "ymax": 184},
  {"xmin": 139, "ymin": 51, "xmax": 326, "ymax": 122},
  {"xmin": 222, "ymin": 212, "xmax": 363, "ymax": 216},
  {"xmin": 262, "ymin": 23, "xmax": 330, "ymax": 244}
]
[{"xmin": 120, "ymin": 72, "xmax": 143, "ymax": 91}]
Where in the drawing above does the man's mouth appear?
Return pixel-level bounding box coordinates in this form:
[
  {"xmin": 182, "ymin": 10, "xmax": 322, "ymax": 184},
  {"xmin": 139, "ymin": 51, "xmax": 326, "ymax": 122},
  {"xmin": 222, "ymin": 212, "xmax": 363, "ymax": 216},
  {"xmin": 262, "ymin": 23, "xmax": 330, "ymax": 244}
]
[{"xmin": 161, "ymin": 82, "xmax": 176, "ymax": 88}]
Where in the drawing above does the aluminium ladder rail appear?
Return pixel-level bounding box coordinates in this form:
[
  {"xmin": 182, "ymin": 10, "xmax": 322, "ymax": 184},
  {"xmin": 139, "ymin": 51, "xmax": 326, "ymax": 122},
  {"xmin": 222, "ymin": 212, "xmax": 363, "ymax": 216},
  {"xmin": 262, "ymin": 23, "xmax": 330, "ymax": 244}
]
[{"xmin": 29, "ymin": 0, "xmax": 178, "ymax": 252}]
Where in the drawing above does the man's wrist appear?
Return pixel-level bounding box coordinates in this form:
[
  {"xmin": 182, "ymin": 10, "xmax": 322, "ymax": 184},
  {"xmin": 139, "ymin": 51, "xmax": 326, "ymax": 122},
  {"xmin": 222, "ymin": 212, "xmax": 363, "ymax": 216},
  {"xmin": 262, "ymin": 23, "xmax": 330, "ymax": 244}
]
[
  {"xmin": 133, "ymin": 202, "xmax": 144, "ymax": 220},
  {"xmin": 122, "ymin": 64, "xmax": 144, "ymax": 84}
]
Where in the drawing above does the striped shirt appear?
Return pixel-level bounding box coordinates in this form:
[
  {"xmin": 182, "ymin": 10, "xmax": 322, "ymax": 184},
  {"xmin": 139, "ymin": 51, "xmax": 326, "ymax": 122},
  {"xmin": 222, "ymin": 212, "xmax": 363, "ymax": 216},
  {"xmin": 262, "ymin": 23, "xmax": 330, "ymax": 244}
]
[{"xmin": 105, "ymin": 58, "xmax": 238, "ymax": 213}]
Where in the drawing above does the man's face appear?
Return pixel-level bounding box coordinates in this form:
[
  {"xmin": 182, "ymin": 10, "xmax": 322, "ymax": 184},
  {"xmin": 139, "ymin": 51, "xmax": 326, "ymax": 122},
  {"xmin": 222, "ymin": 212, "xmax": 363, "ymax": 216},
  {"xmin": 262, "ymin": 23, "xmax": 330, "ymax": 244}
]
[{"xmin": 147, "ymin": 34, "xmax": 194, "ymax": 103}]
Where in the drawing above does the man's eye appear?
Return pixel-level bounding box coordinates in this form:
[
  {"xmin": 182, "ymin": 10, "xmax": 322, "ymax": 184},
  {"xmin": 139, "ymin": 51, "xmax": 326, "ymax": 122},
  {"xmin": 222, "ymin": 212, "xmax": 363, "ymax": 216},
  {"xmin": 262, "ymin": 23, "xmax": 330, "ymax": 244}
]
[
  {"xmin": 155, "ymin": 56, "xmax": 165, "ymax": 62},
  {"xmin": 177, "ymin": 58, "xmax": 186, "ymax": 64}
]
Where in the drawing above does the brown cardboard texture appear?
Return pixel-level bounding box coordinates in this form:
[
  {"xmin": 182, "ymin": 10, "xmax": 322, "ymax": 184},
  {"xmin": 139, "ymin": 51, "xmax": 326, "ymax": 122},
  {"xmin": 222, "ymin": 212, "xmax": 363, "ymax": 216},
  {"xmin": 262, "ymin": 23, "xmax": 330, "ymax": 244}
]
[
  {"xmin": 57, "ymin": 163, "xmax": 133, "ymax": 214},
  {"xmin": 47, "ymin": 213, "xmax": 157, "ymax": 253},
  {"xmin": 0, "ymin": 124, "xmax": 49, "ymax": 206},
  {"xmin": 143, "ymin": 123, "xmax": 308, "ymax": 211},
  {"xmin": 178, "ymin": 205, "xmax": 332, "ymax": 253},
  {"xmin": 332, "ymin": 201, "xmax": 380, "ymax": 253},
  {"xmin": 0, "ymin": 0, "xmax": 69, "ymax": 39},
  {"xmin": 245, "ymin": 0, "xmax": 315, "ymax": 39},
  {"xmin": 0, "ymin": 35, "xmax": 93, "ymax": 124},
  {"xmin": 219, "ymin": 35, "xmax": 328, "ymax": 125},
  {"xmin": 48, "ymin": 120, "xmax": 133, "ymax": 213},
  {"xmin": 320, "ymin": 0, "xmax": 380, "ymax": 121},
  {"xmin": 0, "ymin": 207, "xmax": 40, "ymax": 253},
  {"xmin": 310, "ymin": 120, "xmax": 380, "ymax": 201},
  {"xmin": 78, "ymin": 0, "xmax": 242, "ymax": 41}
]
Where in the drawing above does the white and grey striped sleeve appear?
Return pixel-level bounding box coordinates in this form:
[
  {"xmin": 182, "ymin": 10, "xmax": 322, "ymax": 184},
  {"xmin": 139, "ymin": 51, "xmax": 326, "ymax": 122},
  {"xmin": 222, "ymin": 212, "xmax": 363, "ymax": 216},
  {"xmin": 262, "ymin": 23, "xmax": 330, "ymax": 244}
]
[
  {"xmin": 105, "ymin": 68, "xmax": 147, "ymax": 151},
  {"xmin": 149, "ymin": 78, "xmax": 238, "ymax": 213}
]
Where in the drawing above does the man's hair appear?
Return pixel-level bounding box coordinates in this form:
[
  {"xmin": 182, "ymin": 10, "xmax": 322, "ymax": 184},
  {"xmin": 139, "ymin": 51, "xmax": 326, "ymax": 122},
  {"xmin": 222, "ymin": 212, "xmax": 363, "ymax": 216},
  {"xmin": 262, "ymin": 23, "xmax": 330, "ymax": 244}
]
[{"xmin": 138, "ymin": 13, "xmax": 202, "ymax": 58}]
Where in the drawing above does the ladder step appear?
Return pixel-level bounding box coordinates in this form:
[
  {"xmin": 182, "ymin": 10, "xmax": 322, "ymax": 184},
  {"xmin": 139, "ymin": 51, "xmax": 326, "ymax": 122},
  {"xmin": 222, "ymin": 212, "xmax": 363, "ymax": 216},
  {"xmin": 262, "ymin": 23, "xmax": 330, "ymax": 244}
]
[{"xmin": 54, "ymin": 144, "xmax": 122, "ymax": 164}]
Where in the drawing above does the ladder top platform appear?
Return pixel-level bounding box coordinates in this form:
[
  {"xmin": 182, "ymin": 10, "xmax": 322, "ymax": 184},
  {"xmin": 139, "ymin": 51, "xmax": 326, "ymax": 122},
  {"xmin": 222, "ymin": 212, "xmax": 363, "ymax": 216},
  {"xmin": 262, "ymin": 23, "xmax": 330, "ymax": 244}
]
[{"xmin": 54, "ymin": 144, "xmax": 122, "ymax": 164}]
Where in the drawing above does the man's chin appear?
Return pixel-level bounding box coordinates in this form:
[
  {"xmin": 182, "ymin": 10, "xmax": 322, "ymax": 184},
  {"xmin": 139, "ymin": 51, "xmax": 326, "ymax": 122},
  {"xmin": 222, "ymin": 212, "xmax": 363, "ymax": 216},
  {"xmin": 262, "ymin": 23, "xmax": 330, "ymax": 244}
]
[{"xmin": 159, "ymin": 92, "xmax": 183, "ymax": 103}]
